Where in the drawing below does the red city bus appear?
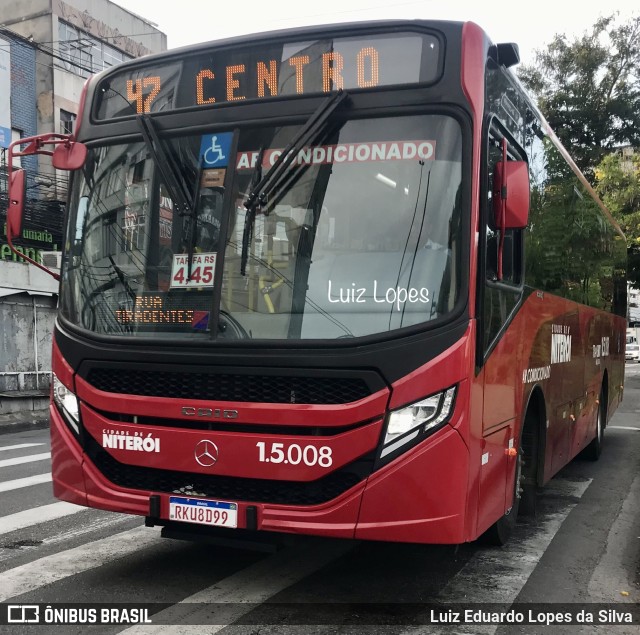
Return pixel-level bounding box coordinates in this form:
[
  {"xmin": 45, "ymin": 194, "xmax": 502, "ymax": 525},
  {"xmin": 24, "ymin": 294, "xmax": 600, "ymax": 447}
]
[{"xmin": 6, "ymin": 20, "xmax": 626, "ymax": 545}]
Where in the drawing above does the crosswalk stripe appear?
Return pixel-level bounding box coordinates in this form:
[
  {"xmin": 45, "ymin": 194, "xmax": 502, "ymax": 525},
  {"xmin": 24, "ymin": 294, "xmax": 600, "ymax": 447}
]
[
  {"xmin": 0, "ymin": 443, "xmax": 45, "ymax": 452},
  {"xmin": 119, "ymin": 539, "xmax": 353, "ymax": 634},
  {"xmin": 0, "ymin": 525, "xmax": 162, "ymax": 602},
  {"xmin": 0, "ymin": 452, "xmax": 51, "ymax": 468},
  {"xmin": 0, "ymin": 476, "xmax": 594, "ymax": 630},
  {"xmin": 0, "ymin": 473, "xmax": 52, "ymax": 493},
  {"xmin": 0, "ymin": 513, "xmax": 137, "ymax": 566},
  {"xmin": 0, "ymin": 501, "xmax": 84, "ymax": 537},
  {"xmin": 400, "ymin": 477, "xmax": 593, "ymax": 635}
]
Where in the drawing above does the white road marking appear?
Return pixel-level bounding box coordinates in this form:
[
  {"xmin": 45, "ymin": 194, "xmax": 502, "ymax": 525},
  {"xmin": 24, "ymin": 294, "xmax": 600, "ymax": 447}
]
[
  {"xmin": 400, "ymin": 477, "xmax": 592, "ymax": 635},
  {"xmin": 0, "ymin": 452, "xmax": 51, "ymax": 468},
  {"xmin": 0, "ymin": 526, "xmax": 162, "ymax": 601},
  {"xmin": 608, "ymin": 426, "xmax": 640, "ymax": 431},
  {"xmin": 0, "ymin": 501, "xmax": 84, "ymax": 537},
  {"xmin": 0, "ymin": 473, "xmax": 52, "ymax": 493},
  {"xmin": 119, "ymin": 539, "xmax": 354, "ymax": 634},
  {"xmin": 42, "ymin": 514, "xmax": 138, "ymax": 546},
  {"xmin": 0, "ymin": 475, "xmax": 595, "ymax": 631},
  {"xmin": 0, "ymin": 443, "xmax": 45, "ymax": 452},
  {"xmin": 0, "ymin": 514, "xmax": 140, "ymax": 564}
]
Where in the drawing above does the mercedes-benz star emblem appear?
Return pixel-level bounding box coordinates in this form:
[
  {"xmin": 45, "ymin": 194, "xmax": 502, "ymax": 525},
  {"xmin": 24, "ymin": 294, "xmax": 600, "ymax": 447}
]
[{"xmin": 195, "ymin": 440, "xmax": 219, "ymax": 467}]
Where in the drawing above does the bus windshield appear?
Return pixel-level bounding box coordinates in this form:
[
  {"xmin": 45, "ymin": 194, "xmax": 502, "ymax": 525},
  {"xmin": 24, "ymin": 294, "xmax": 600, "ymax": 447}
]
[{"xmin": 59, "ymin": 113, "xmax": 463, "ymax": 340}]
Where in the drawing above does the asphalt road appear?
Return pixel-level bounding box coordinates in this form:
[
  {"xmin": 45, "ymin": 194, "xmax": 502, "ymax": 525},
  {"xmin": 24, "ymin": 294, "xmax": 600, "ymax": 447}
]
[{"xmin": 0, "ymin": 366, "xmax": 639, "ymax": 634}]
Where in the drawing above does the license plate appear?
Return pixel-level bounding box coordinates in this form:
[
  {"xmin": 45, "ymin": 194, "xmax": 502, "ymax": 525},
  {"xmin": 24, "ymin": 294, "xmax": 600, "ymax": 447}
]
[{"xmin": 169, "ymin": 496, "xmax": 237, "ymax": 528}]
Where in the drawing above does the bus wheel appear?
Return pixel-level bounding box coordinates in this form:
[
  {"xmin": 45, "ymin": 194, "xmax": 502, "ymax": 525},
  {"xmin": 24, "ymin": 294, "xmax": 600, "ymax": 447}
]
[
  {"xmin": 583, "ymin": 386, "xmax": 605, "ymax": 461},
  {"xmin": 518, "ymin": 409, "xmax": 539, "ymax": 517},
  {"xmin": 480, "ymin": 448, "xmax": 522, "ymax": 546}
]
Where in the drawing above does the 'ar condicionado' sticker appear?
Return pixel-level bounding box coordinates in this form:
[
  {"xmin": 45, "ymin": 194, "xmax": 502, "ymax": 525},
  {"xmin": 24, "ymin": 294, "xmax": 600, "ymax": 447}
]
[{"xmin": 236, "ymin": 140, "xmax": 436, "ymax": 169}]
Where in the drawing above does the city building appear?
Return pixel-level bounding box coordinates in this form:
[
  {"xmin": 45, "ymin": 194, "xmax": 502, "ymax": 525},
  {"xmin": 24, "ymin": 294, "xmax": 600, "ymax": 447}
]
[
  {"xmin": 628, "ymin": 284, "xmax": 640, "ymax": 343},
  {"xmin": 0, "ymin": 0, "xmax": 166, "ymax": 422}
]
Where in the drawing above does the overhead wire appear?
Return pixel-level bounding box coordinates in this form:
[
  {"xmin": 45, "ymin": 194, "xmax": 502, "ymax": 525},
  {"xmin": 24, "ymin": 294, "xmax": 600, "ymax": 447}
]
[
  {"xmin": 23, "ymin": 31, "xmax": 162, "ymax": 45},
  {"xmin": 0, "ymin": 36, "xmax": 104, "ymax": 78},
  {"xmin": 0, "ymin": 25, "xmax": 141, "ymax": 75}
]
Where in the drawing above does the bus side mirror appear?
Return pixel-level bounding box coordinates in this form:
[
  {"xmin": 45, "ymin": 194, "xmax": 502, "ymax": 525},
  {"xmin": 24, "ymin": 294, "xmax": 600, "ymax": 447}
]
[
  {"xmin": 52, "ymin": 141, "xmax": 87, "ymax": 170},
  {"xmin": 493, "ymin": 160, "xmax": 530, "ymax": 229},
  {"xmin": 7, "ymin": 169, "xmax": 26, "ymax": 242}
]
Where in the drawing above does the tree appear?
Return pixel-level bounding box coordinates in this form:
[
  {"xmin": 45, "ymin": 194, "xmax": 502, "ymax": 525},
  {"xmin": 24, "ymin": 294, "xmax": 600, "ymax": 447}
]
[
  {"xmin": 594, "ymin": 151, "xmax": 640, "ymax": 286},
  {"xmin": 518, "ymin": 13, "xmax": 640, "ymax": 182}
]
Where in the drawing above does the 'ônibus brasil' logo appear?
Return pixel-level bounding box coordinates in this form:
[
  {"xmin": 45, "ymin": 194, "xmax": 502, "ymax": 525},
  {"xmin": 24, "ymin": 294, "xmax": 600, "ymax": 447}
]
[{"xmin": 102, "ymin": 429, "xmax": 160, "ymax": 453}]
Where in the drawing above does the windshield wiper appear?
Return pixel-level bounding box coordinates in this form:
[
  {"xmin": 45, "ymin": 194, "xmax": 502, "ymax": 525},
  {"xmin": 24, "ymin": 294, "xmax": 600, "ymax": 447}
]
[
  {"xmin": 240, "ymin": 90, "xmax": 350, "ymax": 275},
  {"xmin": 107, "ymin": 254, "xmax": 137, "ymax": 303},
  {"xmin": 240, "ymin": 146, "xmax": 265, "ymax": 276},
  {"xmin": 136, "ymin": 115, "xmax": 197, "ymax": 277}
]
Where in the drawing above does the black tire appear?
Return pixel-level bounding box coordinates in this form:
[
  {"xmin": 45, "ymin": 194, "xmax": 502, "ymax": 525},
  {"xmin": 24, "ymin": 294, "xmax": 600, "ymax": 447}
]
[
  {"xmin": 583, "ymin": 386, "xmax": 605, "ymax": 461},
  {"xmin": 518, "ymin": 471, "xmax": 538, "ymax": 517},
  {"xmin": 519, "ymin": 410, "xmax": 539, "ymax": 517}
]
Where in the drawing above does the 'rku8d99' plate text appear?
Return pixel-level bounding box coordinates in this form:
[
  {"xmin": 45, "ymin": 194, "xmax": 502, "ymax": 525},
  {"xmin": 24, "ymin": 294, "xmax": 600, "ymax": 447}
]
[{"xmin": 169, "ymin": 496, "xmax": 237, "ymax": 527}]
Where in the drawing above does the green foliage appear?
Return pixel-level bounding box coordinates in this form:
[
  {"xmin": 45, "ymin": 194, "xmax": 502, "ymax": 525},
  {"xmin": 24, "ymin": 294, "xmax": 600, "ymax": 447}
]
[
  {"xmin": 524, "ymin": 133, "xmax": 621, "ymax": 310},
  {"xmin": 595, "ymin": 151, "xmax": 640, "ymax": 285},
  {"xmin": 518, "ymin": 13, "xmax": 640, "ymax": 182},
  {"xmin": 527, "ymin": 179, "xmax": 614, "ymax": 308},
  {"xmin": 520, "ymin": 12, "xmax": 640, "ymax": 286}
]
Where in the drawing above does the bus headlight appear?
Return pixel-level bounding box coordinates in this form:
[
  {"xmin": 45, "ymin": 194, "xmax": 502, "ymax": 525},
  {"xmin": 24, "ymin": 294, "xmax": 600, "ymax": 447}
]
[
  {"xmin": 52, "ymin": 374, "xmax": 81, "ymax": 435},
  {"xmin": 380, "ymin": 387, "xmax": 456, "ymax": 459}
]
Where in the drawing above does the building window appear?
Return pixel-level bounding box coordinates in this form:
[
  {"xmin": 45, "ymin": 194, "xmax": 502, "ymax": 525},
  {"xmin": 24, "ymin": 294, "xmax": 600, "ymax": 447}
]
[
  {"xmin": 57, "ymin": 20, "xmax": 132, "ymax": 77},
  {"xmin": 60, "ymin": 110, "xmax": 76, "ymax": 135},
  {"xmin": 58, "ymin": 21, "xmax": 92, "ymax": 77}
]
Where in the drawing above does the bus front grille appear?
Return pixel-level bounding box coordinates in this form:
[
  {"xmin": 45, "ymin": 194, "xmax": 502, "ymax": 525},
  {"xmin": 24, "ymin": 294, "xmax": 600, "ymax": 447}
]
[
  {"xmin": 86, "ymin": 436, "xmax": 373, "ymax": 506},
  {"xmin": 86, "ymin": 367, "xmax": 372, "ymax": 404}
]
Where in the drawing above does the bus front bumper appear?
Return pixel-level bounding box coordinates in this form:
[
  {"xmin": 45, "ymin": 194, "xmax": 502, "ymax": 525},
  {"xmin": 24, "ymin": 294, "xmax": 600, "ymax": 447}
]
[{"xmin": 50, "ymin": 403, "xmax": 469, "ymax": 544}]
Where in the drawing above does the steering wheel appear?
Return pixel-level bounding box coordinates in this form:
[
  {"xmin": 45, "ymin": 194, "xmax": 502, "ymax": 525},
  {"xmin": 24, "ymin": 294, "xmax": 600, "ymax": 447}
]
[{"xmin": 217, "ymin": 310, "xmax": 250, "ymax": 339}]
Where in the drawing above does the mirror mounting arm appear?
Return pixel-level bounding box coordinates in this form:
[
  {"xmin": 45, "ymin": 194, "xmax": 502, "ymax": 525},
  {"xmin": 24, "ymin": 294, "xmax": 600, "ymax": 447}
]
[
  {"xmin": 6, "ymin": 133, "xmax": 87, "ymax": 281},
  {"xmin": 497, "ymin": 138, "xmax": 508, "ymax": 281}
]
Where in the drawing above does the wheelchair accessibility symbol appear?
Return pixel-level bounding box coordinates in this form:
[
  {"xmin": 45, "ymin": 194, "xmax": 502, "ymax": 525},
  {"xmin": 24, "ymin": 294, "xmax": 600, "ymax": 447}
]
[{"xmin": 200, "ymin": 132, "xmax": 232, "ymax": 167}]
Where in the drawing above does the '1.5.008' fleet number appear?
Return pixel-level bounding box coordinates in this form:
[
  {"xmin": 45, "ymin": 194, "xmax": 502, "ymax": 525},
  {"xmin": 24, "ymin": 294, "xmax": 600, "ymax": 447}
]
[{"xmin": 256, "ymin": 442, "xmax": 333, "ymax": 467}]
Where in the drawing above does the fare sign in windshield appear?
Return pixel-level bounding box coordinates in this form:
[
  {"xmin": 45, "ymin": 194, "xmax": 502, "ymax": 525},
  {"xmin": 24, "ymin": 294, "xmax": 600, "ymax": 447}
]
[{"xmin": 95, "ymin": 31, "xmax": 441, "ymax": 119}]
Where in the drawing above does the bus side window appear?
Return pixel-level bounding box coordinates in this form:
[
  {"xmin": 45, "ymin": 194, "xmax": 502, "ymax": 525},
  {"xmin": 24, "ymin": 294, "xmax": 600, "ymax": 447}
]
[
  {"xmin": 482, "ymin": 129, "xmax": 525, "ymax": 353},
  {"xmin": 486, "ymin": 133, "xmax": 524, "ymax": 285}
]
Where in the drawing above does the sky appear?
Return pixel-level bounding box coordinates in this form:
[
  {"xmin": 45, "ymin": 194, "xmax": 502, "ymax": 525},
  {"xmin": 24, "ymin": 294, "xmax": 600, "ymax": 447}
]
[{"xmin": 116, "ymin": 0, "xmax": 638, "ymax": 67}]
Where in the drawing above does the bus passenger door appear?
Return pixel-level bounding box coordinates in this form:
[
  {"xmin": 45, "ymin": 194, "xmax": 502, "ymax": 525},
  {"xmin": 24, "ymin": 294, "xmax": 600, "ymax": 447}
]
[{"xmin": 477, "ymin": 124, "xmax": 526, "ymax": 529}]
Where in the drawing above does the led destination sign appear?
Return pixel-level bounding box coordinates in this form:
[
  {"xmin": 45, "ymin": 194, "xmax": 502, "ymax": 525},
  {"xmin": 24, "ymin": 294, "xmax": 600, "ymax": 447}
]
[
  {"xmin": 96, "ymin": 32, "xmax": 441, "ymax": 119},
  {"xmin": 114, "ymin": 293, "xmax": 210, "ymax": 332}
]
